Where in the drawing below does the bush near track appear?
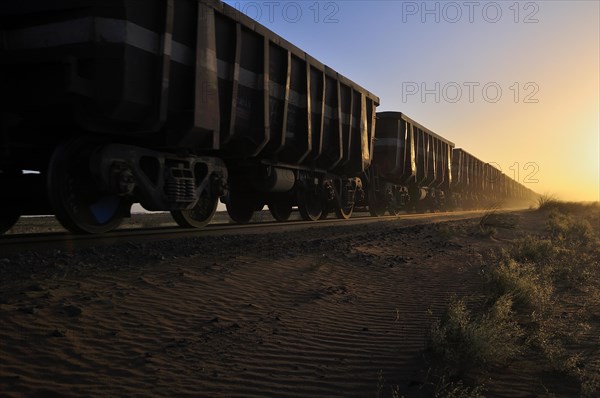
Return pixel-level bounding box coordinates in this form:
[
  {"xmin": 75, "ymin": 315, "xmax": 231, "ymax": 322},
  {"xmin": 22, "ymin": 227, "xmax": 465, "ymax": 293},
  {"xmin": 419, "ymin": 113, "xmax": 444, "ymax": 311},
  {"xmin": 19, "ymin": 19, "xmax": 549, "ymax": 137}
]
[{"xmin": 427, "ymin": 201, "xmax": 600, "ymax": 397}]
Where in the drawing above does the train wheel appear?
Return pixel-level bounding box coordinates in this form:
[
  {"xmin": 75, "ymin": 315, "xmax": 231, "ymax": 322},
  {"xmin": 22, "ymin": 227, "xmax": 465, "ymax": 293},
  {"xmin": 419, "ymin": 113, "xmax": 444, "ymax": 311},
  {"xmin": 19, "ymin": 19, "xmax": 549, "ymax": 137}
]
[
  {"xmin": 47, "ymin": 139, "xmax": 127, "ymax": 234},
  {"xmin": 268, "ymin": 194, "xmax": 293, "ymax": 222},
  {"xmin": 226, "ymin": 191, "xmax": 255, "ymax": 224},
  {"xmin": 335, "ymin": 183, "xmax": 354, "ymax": 220},
  {"xmin": 335, "ymin": 191, "xmax": 353, "ymax": 219},
  {"xmin": 389, "ymin": 195, "xmax": 405, "ymax": 216},
  {"xmin": 0, "ymin": 212, "xmax": 19, "ymax": 235},
  {"xmin": 319, "ymin": 206, "xmax": 330, "ymax": 220},
  {"xmin": 297, "ymin": 186, "xmax": 323, "ymax": 221},
  {"xmin": 389, "ymin": 206, "xmax": 403, "ymax": 217},
  {"xmin": 335, "ymin": 204, "xmax": 353, "ymax": 220},
  {"xmin": 171, "ymin": 192, "xmax": 218, "ymax": 228},
  {"xmin": 368, "ymin": 189, "xmax": 386, "ymax": 217}
]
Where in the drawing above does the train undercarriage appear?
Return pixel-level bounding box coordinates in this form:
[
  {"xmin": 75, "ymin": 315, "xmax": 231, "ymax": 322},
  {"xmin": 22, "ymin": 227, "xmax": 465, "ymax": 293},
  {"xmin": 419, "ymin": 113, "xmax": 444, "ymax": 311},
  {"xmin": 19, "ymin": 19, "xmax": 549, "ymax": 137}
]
[
  {"xmin": 1, "ymin": 136, "xmax": 228, "ymax": 234},
  {"xmin": 1, "ymin": 138, "xmax": 377, "ymax": 235}
]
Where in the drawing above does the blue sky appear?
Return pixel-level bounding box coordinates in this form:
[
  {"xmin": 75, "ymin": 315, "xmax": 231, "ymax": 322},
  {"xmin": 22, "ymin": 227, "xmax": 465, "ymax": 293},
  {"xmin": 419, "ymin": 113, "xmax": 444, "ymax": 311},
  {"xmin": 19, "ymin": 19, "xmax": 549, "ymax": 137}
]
[{"xmin": 222, "ymin": 0, "xmax": 600, "ymax": 201}]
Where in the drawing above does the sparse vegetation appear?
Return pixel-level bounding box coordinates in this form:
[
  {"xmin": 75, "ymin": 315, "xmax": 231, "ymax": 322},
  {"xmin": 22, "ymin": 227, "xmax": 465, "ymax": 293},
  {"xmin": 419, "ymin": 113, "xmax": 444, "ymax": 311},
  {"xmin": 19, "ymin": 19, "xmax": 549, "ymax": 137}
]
[
  {"xmin": 427, "ymin": 199, "xmax": 600, "ymax": 396},
  {"xmin": 488, "ymin": 257, "xmax": 553, "ymax": 312},
  {"xmin": 547, "ymin": 209, "xmax": 595, "ymax": 246},
  {"xmin": 476, "ymin": 225, "xmax": 497, "ymax": 238},
  {"xmin": 509, "ymin": 236, "xmax": 555, "ymax": 263},
  {"xmin": 430, "ymin": 295, "xmax": 523, "ymax": 372},
  {"xmin": 433, "ymin": 209, "xmax": 522, "ymax": 241},
  {"xmin": 375, "ymin": 370, "xmax": 404, "ymax": 398},
  {"xmin": 538, "ymin": 194, "xmax": 600, "ymax": 215},
  {"xmin": 479, "ymin": 210, "xmax": 518, "ymax": 230},
  {"xmin": 536, "ymin": 194, "xmax": 560, "ymax": 211},
  {"xmin": 433, "ymin": 376, "xmax": 485, "ymax": 398},
  {"xmin": 476, "ymin": 208, "xmax": 519, "ymax": 239},
  {"xmin": 478, "ymin": 206, "xmax": 508, "ymax": 238}
]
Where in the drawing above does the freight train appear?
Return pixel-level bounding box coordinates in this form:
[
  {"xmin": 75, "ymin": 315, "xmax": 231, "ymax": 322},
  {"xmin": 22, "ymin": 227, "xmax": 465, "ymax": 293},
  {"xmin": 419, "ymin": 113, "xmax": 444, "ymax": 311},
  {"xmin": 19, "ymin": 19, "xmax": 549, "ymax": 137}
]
[{"xmin": 0, "ymin": 0, "xmax": 537, "ymax": 235}]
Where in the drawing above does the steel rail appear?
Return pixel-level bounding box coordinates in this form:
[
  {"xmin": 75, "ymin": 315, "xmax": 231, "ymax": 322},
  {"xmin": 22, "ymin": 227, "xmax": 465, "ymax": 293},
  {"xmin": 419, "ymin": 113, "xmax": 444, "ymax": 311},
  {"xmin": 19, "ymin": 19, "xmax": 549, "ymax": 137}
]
[{"xmin": 0, "ymin": 210, "xmax": 502, "ymax": 255}]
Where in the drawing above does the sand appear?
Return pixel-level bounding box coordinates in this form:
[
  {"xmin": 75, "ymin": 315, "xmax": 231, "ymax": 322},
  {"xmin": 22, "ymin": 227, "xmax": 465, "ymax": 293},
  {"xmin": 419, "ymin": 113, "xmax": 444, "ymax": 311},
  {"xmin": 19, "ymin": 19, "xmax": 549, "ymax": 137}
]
[{"xmin": 0, "ymin": 210, "xmax": 596, "ymax": 397}]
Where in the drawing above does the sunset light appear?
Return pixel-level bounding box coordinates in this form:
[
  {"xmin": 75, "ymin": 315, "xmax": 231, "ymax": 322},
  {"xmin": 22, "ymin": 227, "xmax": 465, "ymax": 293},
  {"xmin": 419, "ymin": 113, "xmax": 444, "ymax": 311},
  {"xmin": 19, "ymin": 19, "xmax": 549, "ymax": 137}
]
[
  {"xmin": 223, "ymin": 0, "xmax": 600, "ymax": 202},
  {"xmin": 2, "ymin": 2, "xmax": 600, "ymax": 397}
]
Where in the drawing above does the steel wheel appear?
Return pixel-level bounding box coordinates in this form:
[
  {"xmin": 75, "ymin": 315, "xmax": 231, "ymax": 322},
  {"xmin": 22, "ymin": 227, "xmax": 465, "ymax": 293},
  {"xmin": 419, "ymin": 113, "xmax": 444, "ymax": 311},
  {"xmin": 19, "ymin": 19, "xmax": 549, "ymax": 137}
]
[
  {"xmin": 171, "ymin": 192, "xmax": 218, "ymax": 228},
  {"xmin": 388, "ymin": 195, "xmax": 403, "ymax": 216},
  {"xmin": 335, "ymin": 204, "xmax": 353, "ymax": 219},
  {"xmin": 226, "ymin": 191, "xmax": 255, "ymax": 224},
  {"xmin": 368, "ymin": 187, "xmax": 386, "ymax": 217},
  {"xmin": 297, "ymin": 185, "xmax": 323, "ymax": 221},
  {"xmin": 335, "ymin": 183, "xmax": 354, "ymax": 220},
  {"xmin": 47, "ymin": 139, "xmax": 127, "ymax": 234},
  {"xmin": 268, "ymin": 194, "xmax": 293, "ymax": 222},
  {"xmin": 319, "ymin": 207, "xmax": 330, "ymax": 220},
  {"xmin": 389, "ymin": 206, "xmax": 403, "ymax": 216}
]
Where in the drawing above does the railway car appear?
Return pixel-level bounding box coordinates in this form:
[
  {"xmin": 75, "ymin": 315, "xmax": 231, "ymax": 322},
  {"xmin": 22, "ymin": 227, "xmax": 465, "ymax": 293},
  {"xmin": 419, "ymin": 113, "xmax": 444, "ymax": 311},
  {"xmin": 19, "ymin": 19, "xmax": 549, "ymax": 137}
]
[
  {"xmin": 0, "ymin": 0, "xmax": 378, "ymax": 234},
  {"xmin": 369, "ymin": 112, "xmax": 454, "ymax": 215},
  {"xmin": 506, "ymin": 175, "xmax": 538, "ymax": 206},
  {"xmin": 452, "ymin": 149, "xmax": 537, "ymax": 209},
  {"xmin": 0, "ymin": 0, "xmax": 538, "ymax": 235},
  {"xmin": 452, "ymin": 148, "xmax": 487, "ymax": 209}
]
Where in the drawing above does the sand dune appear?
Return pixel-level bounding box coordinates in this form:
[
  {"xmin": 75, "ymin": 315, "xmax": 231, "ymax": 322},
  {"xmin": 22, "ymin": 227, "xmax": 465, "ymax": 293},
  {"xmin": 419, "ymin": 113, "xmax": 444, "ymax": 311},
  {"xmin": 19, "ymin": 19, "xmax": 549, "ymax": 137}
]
[{"xmin": 3, "ymin": 211, "xmax": 592, "ymax": 397}]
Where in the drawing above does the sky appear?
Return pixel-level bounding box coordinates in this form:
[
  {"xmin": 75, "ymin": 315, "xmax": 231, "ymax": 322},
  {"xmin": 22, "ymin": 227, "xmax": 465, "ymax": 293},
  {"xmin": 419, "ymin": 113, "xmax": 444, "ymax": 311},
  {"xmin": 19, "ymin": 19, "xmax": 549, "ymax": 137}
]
[{"xmin": 222, "ymin": 0, "xmax": 600, "ymax": 202}]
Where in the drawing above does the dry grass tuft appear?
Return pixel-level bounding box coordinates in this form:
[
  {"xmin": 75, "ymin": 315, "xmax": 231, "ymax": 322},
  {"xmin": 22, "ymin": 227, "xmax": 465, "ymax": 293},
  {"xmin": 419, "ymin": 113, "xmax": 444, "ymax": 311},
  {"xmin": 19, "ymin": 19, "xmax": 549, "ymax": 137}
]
[
  {"xmin": 488, "ymin": 256, "xmax": 553, "ymax": 312},
  {"xmin": 430, "ymin": 295, "xmax": 523, "ymax": 372},
  {"xmin": 536, "ymin": 194, "xmax": 560, "ymax": 211},
  {"xmin": 509, "ymin": 236, "xmax": 555, "ymax": 264},
  {"xmin": 479, "ymin": 212, "xmax": 519, "ymax": 230},
  {"xmin": 547, "ymin": 210, "xmax": 595, "ymax": 246},
  {"xmin": 476, "ymin": 208, "xmax": 519, "ymax": 238},
  {"xmin": 538, "ymin": 195, "xmax": 600, "ymax": 215},
  {"xmin": 424, "ymin": 199, "xmax": 600, "ymax": 396},
  {"xmin": 433, "ymin": 375, "xmax": 485, "ymax": 398}
]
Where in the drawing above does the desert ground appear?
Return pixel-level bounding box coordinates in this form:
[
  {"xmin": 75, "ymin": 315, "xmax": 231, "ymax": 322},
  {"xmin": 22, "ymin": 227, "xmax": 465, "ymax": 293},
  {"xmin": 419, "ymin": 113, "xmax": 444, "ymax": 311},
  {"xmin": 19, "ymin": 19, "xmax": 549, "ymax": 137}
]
[{"xmin": 1, "ymin": 204, "xmax": 599, "ymax": 397}]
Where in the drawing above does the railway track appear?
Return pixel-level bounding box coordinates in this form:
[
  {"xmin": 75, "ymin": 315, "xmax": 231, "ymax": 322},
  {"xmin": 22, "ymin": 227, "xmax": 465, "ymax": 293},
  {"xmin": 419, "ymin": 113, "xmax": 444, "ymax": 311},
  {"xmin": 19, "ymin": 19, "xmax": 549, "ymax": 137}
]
[{"xmin": 0, "ymin": 209, "xmax": 508, "ymax": 255}]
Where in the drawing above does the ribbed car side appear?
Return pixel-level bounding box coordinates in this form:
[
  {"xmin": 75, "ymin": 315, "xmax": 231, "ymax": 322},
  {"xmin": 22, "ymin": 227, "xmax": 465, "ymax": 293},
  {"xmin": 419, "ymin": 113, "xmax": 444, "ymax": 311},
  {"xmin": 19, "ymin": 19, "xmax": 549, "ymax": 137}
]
[{"xmin": 0, "ymin": 0, "xmax": 536, "ymax": 235}]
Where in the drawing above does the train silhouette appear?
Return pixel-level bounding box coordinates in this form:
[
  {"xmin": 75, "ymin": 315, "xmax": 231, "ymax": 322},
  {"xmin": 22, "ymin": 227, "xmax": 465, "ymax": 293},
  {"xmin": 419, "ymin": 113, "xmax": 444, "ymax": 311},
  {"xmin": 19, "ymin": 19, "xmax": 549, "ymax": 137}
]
[{"xmin": 0, "ymin": 0, "xmax": 537, "ymax": 234}]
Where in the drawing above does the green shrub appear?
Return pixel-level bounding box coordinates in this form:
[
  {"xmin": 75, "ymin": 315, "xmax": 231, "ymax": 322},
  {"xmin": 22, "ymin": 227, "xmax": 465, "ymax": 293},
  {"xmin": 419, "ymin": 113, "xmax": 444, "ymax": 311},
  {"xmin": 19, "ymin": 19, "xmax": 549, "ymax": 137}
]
[
  {"xmin": 530, "ymin": 319, "xmax": 584, "ymax": 377},
  {"xmin": 547, "ymin": 248, "xmax": 600, "ymax": 288},
  {"xmin": 510, "ymin": 236, "xmax": 555, "ymax": 263},
  {"xmin": 489, "ymin": 258, "xmax": 553, "ymax": 312},
  {"xmin": 539, "ymin": 197, "xmax": 600, "ymax": 216},
  {"xmin": 425, "ymin": 201, "xmax": 599, "ymax": 396},
  {"xmin": 430, "ymin": 295, "xmax": 523, "ymax": 372}
]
